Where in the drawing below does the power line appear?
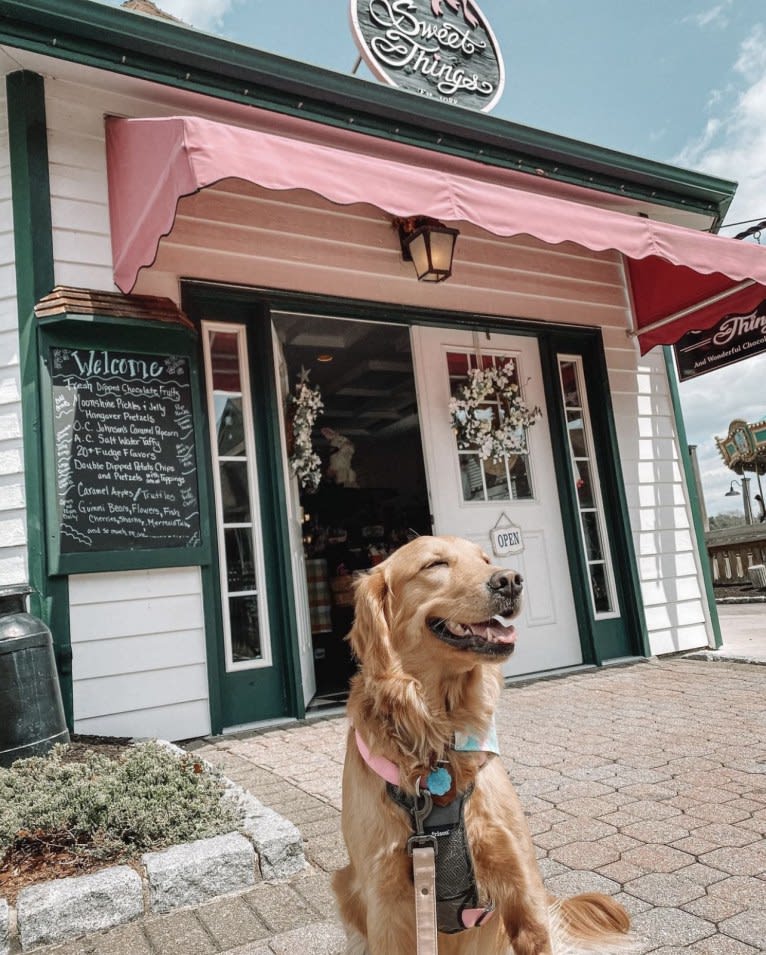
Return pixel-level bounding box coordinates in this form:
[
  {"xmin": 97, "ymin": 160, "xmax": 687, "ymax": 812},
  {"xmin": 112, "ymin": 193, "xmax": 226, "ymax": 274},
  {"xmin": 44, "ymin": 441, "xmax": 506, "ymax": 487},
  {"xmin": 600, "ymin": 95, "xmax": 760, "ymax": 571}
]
[{"xmin": 719, "ymin": 215, "xmax": 766, "ymax": 230}]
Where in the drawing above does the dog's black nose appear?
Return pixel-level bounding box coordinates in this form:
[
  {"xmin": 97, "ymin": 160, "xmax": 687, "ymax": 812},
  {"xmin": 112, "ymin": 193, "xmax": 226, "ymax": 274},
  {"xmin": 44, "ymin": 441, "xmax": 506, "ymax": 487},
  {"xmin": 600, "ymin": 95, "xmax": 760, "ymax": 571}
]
[{"xmin": 488, "ymin": 570, "xmax": 524, "ymax": 599}]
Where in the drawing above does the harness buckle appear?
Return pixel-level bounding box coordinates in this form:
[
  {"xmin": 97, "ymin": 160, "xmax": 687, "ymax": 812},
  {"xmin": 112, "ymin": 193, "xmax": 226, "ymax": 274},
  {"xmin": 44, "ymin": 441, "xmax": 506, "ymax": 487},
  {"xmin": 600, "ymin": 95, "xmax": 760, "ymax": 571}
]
[
  {"xmin": 412, "ymin": 786, "xmax": 433, "ymax": 833},
  {"xmin": 407, "ymin": 832, "xmax": 438, "ymax": 856},
  {"xmin": 407, "ymin": 787, "xmax": 438, "ymax": 856}
]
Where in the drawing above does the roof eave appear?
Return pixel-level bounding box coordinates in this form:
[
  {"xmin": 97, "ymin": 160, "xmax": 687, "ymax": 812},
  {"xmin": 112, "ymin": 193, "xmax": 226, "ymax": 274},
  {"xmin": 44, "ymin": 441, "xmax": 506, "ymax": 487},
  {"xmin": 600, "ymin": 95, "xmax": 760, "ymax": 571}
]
[{"xmin": 0, "ymin": 0, "xmax": 736, "ymax": 225}]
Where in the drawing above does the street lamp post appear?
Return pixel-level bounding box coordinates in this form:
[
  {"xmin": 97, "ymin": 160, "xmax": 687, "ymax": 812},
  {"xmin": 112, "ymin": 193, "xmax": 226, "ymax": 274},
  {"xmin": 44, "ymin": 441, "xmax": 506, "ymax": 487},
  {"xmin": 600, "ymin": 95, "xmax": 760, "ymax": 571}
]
[{"xmin": 725, "ymin": 476, "xmax": 754, "ymax": 525}]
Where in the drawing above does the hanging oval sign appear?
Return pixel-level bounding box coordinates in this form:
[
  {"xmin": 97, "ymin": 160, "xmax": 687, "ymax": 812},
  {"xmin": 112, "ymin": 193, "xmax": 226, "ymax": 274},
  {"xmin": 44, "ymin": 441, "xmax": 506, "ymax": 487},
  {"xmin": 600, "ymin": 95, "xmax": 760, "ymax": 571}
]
[
  {"xmin": 349, "ymin": 0, "xmax": 505, "ymax": 113},
  {"xmin": 490, "ymin": 513, "xmax": 524, "ymax": 557}
]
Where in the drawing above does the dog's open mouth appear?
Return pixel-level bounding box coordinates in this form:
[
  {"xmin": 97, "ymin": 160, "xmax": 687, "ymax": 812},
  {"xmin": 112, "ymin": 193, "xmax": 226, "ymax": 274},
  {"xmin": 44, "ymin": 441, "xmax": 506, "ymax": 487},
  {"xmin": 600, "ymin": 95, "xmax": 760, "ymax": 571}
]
[{"xmin": 428, "ymin": 613, "xmax": 517, "ymax": 656}]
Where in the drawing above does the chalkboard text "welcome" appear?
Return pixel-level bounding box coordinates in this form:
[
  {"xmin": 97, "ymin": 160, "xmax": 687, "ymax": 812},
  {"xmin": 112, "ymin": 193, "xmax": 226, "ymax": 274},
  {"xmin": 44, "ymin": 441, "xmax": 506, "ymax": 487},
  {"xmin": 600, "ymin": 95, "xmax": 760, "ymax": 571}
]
[{"xmin": 69, "ymin": 349, "xmax": 164, "ymax": 380}]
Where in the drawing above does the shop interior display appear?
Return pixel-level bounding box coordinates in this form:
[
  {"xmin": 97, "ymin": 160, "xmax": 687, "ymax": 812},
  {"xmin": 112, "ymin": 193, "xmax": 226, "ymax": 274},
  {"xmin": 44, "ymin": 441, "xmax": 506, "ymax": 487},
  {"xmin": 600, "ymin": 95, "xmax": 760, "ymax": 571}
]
[{"xmin": 274, "ymin": 315, "xmax": 432, "ymax": 701}]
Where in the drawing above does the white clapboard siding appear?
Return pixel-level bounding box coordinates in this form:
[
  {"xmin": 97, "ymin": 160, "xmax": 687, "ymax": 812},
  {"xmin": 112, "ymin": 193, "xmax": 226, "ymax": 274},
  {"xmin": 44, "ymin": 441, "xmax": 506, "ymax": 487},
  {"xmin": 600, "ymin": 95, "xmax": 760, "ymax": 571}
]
[
  {"xmin": 607, "ymin": 345, "xmax": 712, "ymax": 653},
  {"xmin": 0, "ymin": 76, "xmax": 27, "ymax": 587},
  {"xmin": 74, "ymin": 701, "xmax": 209, "ymax": 743},
  {"xmin": 69, "ymin": 567, "xmax": 211, "ymax": 740},
  {"xmin": 40, "ymin": 69, "xmax": 713, "ymax": 665}
]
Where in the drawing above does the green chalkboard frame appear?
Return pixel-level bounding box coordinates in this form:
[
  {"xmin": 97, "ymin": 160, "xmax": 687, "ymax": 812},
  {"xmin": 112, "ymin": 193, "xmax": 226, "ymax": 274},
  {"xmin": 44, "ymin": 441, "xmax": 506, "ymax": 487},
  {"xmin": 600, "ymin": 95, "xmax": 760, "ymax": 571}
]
[{"xmin": 39, "ymin": 313, "xmax": 213, "ymax": 576}]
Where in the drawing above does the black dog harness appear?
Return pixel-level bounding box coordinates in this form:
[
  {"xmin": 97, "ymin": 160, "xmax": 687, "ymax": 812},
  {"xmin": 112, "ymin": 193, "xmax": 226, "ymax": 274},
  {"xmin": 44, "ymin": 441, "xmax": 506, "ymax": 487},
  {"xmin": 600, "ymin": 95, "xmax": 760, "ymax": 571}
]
[
  {"xmin": 355, "ymin": 729, "xmax": 495, "ymax": 934},
  {"xmin": 388, "ymin": 783, "xmax": 495, "ymax": 933}
]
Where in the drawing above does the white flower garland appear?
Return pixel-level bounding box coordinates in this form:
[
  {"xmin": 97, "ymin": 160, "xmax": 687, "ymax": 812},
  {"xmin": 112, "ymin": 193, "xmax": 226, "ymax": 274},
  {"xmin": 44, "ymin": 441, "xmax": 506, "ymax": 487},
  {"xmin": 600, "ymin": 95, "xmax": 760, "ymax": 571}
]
[
  {"xmin": 288, "ymin": 381, "xmax": 324, "ymax": 492},
  {"xmin": 449, "ymin": 359, "xmax": 541, "ymax": 462}
]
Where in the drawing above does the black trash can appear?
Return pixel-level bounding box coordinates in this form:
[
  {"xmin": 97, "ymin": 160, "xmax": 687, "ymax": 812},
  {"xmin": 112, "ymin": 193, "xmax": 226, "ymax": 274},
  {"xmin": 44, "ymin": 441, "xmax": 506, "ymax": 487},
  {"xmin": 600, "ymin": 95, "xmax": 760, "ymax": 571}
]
[{"xmin": 0, "ymin": 586, "xmax": 69, "ymax": 768}]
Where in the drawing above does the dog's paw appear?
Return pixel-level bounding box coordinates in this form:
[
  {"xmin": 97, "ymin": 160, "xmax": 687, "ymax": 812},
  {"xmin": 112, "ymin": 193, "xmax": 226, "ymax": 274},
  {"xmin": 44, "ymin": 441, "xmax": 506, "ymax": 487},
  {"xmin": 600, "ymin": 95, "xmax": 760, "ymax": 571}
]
[{"xmin": 343, "ymin": 927, "xmax": 369, "ymax": 955}]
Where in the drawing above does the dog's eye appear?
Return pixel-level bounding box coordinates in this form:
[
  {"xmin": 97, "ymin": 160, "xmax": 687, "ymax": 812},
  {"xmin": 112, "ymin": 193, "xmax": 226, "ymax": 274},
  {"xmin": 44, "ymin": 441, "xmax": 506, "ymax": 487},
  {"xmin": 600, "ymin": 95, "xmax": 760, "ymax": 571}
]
[{"xmin": 423, "ymin": 560, "xmax": 448, "ymax": 571}]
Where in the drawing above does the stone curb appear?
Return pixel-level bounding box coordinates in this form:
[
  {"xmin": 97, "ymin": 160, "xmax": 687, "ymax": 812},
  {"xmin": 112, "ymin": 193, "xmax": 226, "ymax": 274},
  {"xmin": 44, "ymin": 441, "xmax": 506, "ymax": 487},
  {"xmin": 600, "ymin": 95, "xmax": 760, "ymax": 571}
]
[
  {"xmin": 2, "ymin": 742, "xmax": 307, "ymax": 953},
  {"xmin": 16, "ymin": 866, "xmax": 143, "ymax": 952},
  {"xmin": 716, "ymin": 595, "xmax": 766, "ymax": 603},
  {"xmin": 685, "ymin": 649, "xmax": 766, "ymax": 666},
  {"xmin": 0, "ymin": 899, "xmax": 8, "ymax": 955},
  {"xmin": 143, "ymin": 832, "xmax": 256, "ymax": 915}
]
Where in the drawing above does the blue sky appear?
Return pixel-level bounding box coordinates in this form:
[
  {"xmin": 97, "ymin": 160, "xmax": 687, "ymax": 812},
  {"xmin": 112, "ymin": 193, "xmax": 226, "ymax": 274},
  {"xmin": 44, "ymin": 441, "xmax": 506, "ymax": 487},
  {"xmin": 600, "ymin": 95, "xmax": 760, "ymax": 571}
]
[{"xmin": 104, "ymin": 0, "xmax": 766, "ymax": 518}]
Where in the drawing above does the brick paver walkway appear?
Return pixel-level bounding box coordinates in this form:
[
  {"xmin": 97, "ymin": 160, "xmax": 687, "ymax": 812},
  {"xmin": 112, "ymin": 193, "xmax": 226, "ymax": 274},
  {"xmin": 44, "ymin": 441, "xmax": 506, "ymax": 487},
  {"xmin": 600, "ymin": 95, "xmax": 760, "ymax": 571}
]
[{"xmin": 41, "ymin": 657, "xmax": 766, "ymax": 954}]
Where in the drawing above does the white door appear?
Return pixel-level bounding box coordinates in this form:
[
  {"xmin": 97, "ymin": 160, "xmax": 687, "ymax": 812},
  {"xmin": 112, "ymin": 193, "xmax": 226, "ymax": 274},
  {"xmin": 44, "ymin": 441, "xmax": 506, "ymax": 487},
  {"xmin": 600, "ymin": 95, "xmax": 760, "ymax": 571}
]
[
  {"xmin": 272, "ymin": 328, "xmax": 317, "ymax": 707},
  {"xmin": 411, "ymin": 326, "xmax": 582, "ymax": 677}
]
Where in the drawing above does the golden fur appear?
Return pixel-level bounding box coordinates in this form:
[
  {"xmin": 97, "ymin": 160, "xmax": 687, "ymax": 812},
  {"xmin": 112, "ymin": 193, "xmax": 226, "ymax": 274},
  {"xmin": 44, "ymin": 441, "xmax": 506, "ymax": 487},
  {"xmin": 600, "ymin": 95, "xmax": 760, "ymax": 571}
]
[{"xmin": 332, "ymin": 535, "xmax": 631, "ymax": 955}]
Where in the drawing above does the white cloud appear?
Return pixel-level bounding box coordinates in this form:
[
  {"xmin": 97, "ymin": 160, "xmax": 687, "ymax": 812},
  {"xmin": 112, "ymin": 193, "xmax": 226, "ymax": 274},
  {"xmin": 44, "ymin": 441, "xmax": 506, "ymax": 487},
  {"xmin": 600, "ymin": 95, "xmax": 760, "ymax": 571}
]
[
  {"xmin": 734, "ymin": 23, "xmax": 766, "ymax": 80},
  {"xmin": 675, "ymin": 25, "xmax": 766, "ymax": 515},
  {"xmin": 684, "ymin": 1, "xmax": 733, "ymax": 30},
  {"xmin": 100, "ymin": 0, "xmax": 240, "ymax": 32},
  {"xmin": 157, "ymin": 0, "xmax": 239, "ymax": 30},
  {"xmin": 674, "ymin": 24, "xmax": 766, "ymax": 226}
]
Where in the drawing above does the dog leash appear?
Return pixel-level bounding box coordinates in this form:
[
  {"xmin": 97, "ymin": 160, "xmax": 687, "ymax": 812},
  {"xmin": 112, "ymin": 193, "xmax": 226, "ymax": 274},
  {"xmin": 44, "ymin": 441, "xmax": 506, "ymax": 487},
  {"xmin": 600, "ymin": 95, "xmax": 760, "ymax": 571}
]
[{"xmin": 409, "ymin": 788, "xmax": 438, "ymax": 955}]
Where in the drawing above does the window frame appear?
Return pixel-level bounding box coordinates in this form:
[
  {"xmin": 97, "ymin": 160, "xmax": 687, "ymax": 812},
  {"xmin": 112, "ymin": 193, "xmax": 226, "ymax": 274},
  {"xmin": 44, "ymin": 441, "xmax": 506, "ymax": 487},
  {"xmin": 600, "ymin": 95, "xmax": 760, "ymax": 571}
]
[
  {"xmin": 557, "ymin": 353, "xmax": 620, "ymax": 620},
  {"xmin": 202, "ymin": 321, "xmax": 273, "ymax": 672}
]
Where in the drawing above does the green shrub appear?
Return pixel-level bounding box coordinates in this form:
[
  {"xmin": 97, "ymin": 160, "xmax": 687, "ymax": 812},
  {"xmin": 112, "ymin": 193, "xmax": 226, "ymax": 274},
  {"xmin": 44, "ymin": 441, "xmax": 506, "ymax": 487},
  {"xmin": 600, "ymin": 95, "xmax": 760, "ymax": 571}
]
[{"xmin": 0, "ymin": 742, "xmax": 242, "ymax": 862}]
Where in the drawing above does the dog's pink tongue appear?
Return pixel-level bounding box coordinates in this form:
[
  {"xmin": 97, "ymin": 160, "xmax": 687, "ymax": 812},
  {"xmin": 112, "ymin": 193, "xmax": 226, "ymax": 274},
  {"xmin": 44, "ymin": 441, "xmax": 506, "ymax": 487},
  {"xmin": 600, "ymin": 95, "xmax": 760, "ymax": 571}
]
[{"xmin": 471, "ymin": 617, "xmax": 516, "ymax": 644}]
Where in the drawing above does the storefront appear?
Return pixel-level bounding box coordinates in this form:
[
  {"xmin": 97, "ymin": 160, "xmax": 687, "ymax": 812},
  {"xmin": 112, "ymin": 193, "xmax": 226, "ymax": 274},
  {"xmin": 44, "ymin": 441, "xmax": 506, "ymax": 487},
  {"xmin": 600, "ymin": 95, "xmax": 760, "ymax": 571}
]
[{"xmin": 4, "ymin": 0, "xmax": 766, "ymax": 739}]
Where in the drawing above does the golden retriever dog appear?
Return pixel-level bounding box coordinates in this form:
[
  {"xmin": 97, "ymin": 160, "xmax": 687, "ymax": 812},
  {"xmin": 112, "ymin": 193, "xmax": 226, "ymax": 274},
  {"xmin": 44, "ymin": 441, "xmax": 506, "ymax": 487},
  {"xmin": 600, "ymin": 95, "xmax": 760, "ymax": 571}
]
[{"xmin": 333, "ymin": 535, "xmax": 631, "ymax": 955}]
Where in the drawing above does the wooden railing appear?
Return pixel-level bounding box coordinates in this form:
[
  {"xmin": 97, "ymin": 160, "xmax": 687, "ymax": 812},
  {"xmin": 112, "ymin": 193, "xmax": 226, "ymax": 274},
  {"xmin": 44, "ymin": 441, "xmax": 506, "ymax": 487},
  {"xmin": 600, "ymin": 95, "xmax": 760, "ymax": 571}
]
[{"xmin": 705, "ymin": 524, "xmax": 766, "ymax": 585}]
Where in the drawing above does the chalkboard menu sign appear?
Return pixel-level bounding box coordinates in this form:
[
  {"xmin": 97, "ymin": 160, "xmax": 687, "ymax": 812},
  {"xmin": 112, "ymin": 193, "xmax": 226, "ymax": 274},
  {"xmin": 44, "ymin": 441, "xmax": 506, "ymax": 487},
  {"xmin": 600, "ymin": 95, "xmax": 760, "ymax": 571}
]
[{"xmin": 50, "ymin": 346, "xmax": 201, "ymax": 552}]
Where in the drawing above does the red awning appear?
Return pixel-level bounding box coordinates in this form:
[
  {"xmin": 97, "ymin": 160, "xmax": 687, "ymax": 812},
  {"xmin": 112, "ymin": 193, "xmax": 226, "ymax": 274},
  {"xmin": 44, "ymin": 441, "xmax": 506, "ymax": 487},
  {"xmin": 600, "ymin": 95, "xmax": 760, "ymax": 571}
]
[{"xmin": 105, "ymin": 115, "xmax": 766, "ymax": 354}]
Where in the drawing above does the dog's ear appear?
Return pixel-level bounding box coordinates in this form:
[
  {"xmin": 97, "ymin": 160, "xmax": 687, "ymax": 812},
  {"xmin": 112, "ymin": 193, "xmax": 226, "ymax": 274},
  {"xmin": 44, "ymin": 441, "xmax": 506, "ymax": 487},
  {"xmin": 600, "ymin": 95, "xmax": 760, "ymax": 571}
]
[
  {"xmin": 348, "ymin": 567, "xmax": 395, "ymax": 675},
  {"xmin": 348, "ymin": 566, "xmax": 446, "ymax": 777}
]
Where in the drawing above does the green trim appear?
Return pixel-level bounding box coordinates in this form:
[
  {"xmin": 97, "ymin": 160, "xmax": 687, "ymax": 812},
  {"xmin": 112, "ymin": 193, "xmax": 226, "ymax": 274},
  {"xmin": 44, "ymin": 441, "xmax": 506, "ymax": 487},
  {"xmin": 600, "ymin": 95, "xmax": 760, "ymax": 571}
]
[
  {"xmin": 182, "ymin": 290, "xmax": 300, "ymax": 726},
  {"xmin": 184, "ymin": 281, "xmax": 584, "ymax": 339},
  {"xmin": 588, "ymin": 333, "xmax": 650, "ymax": 659},
  {"xmin": 249, "ymin": 311, "xmax": 305, "ymax": 719},
  {"xmin": 199, "ymin": 549, "xmax": 223, "ymax": 736},
  {"xmin": 663, "ymin": 347, "xmax": 723, "ymax": 649},
  {"xmin": 0, "ymin": 0, "xmax": 735, "ymax": 223},
  {"xmin": 538, "ymin": 336, "xmax": 598, "ymax": 665},
  {"xmin": 189, "ymin": 339, "xmax": 224, "ymax": 737},
  {"xmin": 6, "ymin": 69, "xmax": 74, "ymax": 726},
  {"xmin": 539, "ymin": 330, "xmax": 649, "ymax": 664}
]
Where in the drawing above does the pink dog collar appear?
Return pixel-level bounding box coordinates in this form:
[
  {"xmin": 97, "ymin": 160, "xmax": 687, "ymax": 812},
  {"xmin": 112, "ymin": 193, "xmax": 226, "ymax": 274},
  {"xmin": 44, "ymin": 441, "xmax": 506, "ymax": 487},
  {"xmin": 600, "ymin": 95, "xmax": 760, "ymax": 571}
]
[
  {"xmin": 354, "ymin": 728, "xmax": 493, "ymax": 795},
  {"xmin": 355, "ymin": 730, "xmax": 401, "ymax": 786}
]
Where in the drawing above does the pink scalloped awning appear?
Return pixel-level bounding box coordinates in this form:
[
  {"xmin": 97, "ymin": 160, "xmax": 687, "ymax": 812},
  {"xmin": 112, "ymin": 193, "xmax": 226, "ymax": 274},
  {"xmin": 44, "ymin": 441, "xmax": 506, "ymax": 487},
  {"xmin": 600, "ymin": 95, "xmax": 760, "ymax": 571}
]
[{"xmin": 105, "ymin": 115, "xmax": 766, "ymax": 354}]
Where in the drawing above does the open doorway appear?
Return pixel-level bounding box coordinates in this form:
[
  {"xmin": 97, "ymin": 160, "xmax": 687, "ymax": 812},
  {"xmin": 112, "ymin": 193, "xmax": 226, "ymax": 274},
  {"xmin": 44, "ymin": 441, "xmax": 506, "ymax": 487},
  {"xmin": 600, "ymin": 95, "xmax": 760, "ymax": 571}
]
[{"xmin": 273, "ymin": 312, "xmax": 431, "ymax": 709}]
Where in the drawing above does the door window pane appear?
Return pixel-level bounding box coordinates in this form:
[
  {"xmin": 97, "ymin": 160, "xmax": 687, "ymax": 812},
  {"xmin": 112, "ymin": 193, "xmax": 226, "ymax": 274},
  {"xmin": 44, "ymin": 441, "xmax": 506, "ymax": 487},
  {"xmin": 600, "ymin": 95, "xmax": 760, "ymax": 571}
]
[
  {"xmin": 209, "ymin": 331, "xmax": 242, "ymax": 391},
  {"xmin": 582, "ymin": 511, "xmax": 603, "ymax": 561},
  {"xmin": 484, "ymin": 460, "xmax": 511, "ymax": 499},
  {"xmin": 575, "ymin": 459, "xmax": 595, "ymax": 509},
  {"xmin": 220, "ymin": 462, "xmax": 252, "ymax": 523},
  {"xmin": 215, "ymin": 396, "xmax": 245, "ymax": 456},
  {"xmin": 225, "ymin": 527, "xmax": 256, "ymax": 592},
  {"xmin": 228, "ymin": 595, "xmax": 261, "ymax": 662},
  {"xmin": 203, "ymin": 323, "xmax": 271, "ymax": 670},
  {"xmin": 459, "ymin": 454, "xmax": 485, "ymax": 500},
  {"xmin": 448, "ymin": 350, "xmax": 535, "ymax": 503},
  {"xmin": 557, "ymin": 356, "xmax": 618, "ymax": 617},
  {"xmin": 566, "ymin": 412, "xmax": 587, "ymax": 458},
  {"xmin": 589, "ymin": 564, "xmax": 611, "ymax": 614}
]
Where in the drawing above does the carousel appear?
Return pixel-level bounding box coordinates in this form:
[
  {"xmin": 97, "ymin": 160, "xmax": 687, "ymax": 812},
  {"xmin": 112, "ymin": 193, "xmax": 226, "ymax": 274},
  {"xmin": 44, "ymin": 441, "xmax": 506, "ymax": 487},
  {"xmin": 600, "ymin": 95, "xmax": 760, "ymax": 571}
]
[{"xmin": 717, "ymin": 419, "xmax": 766, "ymax": 523}]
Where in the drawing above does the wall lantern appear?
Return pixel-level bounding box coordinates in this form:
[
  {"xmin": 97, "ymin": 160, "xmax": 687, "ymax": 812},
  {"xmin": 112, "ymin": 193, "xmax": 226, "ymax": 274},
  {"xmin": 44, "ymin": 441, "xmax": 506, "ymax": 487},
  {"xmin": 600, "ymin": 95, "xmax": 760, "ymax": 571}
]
[{"xmin": 396, "ymin": 216, "xmax": 459, "ymax": 282}]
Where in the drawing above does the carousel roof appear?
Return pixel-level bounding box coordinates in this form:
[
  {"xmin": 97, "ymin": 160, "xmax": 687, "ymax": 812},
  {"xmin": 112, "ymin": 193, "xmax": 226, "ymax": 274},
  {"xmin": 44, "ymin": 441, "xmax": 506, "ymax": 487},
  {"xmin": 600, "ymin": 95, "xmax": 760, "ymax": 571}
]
[{"xmin": 717, "ymin": 418, "xmax": 766, "ymax": 475}]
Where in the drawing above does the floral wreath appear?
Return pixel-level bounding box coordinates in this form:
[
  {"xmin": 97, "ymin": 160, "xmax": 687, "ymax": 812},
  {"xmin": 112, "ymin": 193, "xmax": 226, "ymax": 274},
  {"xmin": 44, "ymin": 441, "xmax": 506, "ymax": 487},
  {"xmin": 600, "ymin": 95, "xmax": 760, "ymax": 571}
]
[
  {"xmin": 288, "ymin": 378, "xmax": 324, "ymax": 492},
  {"xmin": 449, "ymin": 359, "xmax": 541, "ymax": 462}
]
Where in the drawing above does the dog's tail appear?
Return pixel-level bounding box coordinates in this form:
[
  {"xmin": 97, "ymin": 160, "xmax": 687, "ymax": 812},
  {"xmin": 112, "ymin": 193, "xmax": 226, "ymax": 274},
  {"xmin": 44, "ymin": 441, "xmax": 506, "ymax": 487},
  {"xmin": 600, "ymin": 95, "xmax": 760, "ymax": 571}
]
[{"xmin": 548, "ymin": 893, "xmax": 635, "ymax": 953}]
